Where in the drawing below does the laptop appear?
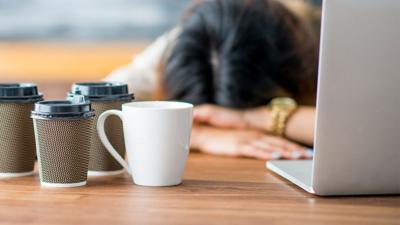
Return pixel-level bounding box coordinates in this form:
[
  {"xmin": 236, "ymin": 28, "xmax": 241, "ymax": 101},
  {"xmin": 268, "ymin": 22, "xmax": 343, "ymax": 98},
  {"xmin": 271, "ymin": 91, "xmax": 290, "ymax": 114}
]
[{"xmin": 267, "ymin": 0, "xmax": 400, "ymax": 196}]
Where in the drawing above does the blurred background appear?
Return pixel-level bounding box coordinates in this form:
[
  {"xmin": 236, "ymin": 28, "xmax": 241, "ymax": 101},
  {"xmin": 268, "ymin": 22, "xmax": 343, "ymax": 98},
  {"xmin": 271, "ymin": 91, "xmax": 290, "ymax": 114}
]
[
  {"xmin": 0, "ymin": 0, "xmax": 321, "ymax": 98},
  {"xmin": 0, "ymin": 0, "xmax": 188, "ymax": 87}
]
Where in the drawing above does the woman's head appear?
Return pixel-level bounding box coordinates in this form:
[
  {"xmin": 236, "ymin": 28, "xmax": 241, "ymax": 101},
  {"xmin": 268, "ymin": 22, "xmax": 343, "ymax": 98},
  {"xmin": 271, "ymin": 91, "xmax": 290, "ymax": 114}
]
[{"xmin": 163, "ymin": 0, "xmax": 319, "ymax": 108}]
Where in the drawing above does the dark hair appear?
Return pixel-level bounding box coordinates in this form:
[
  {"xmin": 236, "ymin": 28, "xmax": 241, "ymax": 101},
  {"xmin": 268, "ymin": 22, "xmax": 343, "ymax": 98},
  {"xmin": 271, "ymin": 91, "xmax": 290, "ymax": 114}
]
[{"xmin": 163, "ymin": 0, "xmax": 318, "ymax": 108}]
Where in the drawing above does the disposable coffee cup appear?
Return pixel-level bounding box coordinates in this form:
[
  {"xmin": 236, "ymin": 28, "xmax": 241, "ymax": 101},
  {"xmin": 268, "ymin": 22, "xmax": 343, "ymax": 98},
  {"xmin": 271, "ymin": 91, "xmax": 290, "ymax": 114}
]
[
  {"xmin": 69, "ymin": 82, "xmax": 134, "ymax": 176},
  {"xmin": 32, "ymin": 95, "xmax": 95, "ymax": 187},
  {"xmin": 0, "ymin": 83, "xmax": 43, "ymax": 178}
]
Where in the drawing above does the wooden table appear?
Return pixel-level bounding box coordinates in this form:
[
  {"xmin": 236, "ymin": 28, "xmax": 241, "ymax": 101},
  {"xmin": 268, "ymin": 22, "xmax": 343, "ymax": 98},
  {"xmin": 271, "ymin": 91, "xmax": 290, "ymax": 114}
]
[
  {"xmin": 0, "ymin": 83, "xmax": 399, "ymax": 225},
  {"xmin": 0, "ymin": 153, "xmax": 399, "ymax": 225}
]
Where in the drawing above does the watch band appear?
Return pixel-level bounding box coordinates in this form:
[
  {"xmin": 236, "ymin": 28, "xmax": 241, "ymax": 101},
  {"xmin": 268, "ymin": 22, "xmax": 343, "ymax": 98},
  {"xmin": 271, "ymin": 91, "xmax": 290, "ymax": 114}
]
[
  {"xmin": 268, "ymin": 97, "xmax": 297, "ymax": 136},
  {"xmin": 269, "ymin": 109, "xmax": 293, "ymax": 136}
]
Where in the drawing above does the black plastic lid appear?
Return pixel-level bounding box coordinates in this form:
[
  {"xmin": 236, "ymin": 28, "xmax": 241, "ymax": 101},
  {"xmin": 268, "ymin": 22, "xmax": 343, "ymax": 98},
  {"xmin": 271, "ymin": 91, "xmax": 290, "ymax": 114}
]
[
  {"xmin": 69, "ymin": 82, "xmax": 134, "ymax": 102},
  {"xmin": 31, "ymin": 95, "xmax": 95, "ymax": 120},
  {"xmin": 0, "ymin": 83, "xmax": 43, "ymax": 103}
]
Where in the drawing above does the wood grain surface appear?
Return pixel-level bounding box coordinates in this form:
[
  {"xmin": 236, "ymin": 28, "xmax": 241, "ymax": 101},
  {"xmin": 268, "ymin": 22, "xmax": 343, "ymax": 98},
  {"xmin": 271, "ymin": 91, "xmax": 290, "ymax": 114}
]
[
  {"xmin": 0, "ymin": 153, "xmax": 399, "ymax": 225},
  {"xmin": 0, "ymin": 83, "xmax": 399, "ymax": 225}
]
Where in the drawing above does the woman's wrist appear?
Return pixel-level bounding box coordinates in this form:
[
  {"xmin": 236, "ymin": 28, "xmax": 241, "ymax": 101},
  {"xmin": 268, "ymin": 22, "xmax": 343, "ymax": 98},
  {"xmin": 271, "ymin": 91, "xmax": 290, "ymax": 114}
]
[{"xmin": 243, "ymin": 107, "xmax": 272, "ymax": 133}]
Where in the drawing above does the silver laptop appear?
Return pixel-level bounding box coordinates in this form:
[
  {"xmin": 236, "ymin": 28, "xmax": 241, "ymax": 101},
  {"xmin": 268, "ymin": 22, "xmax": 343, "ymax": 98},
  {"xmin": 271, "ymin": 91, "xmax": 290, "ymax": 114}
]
[{"xmin": 267, "ymin": 0, "xmax": 400, "ymax": 196}]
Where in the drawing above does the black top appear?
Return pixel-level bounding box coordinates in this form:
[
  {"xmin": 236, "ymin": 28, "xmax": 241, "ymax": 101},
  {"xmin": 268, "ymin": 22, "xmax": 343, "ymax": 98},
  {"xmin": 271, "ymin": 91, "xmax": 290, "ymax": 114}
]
[
  {"xmin": 69, "ymin": 82, "xmax": 134, "ymax": 102},
  {"xmin": 0, "ymin": 83, "xmax": 43, "ymax": 103},
  {"xmin": 31, "ymin": 95, "xmax": 95, "ymax": 120}
]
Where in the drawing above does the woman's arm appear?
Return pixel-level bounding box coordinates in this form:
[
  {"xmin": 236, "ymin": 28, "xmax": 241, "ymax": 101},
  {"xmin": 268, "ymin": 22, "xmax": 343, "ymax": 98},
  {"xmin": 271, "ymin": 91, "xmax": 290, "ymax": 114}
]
[
  {"xmin": 243, "ymin": 106, "xmax": 315, "ymax": 146},
  {"xmin": 283, "ymin": 106, "xmax": 315, "ymax": 146},
  {"xmin": 193, "ymin": 104, "xmax": 316, "ymax": 146}
]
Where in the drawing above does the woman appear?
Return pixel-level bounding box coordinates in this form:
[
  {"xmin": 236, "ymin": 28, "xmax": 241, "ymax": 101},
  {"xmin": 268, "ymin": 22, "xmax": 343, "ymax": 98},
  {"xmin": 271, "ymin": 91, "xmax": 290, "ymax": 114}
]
[{"xmin": 106, "ymin": 0, "xmax": 320, "ymax": 160}]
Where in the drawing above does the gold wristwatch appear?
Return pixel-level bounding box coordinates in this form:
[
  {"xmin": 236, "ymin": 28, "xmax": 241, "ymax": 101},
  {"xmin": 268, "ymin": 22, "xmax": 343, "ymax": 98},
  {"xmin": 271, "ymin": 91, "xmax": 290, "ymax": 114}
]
[{"xmin": 268, "ymin": 97, "xmax": 297, "ymax": 136}]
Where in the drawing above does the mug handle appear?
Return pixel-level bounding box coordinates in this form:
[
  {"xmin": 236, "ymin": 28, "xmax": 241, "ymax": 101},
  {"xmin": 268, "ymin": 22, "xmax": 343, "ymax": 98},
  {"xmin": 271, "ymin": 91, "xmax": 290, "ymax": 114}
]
[{"xmin": 97, "ymin": 110, "xmax": 132, "ymax": 175}]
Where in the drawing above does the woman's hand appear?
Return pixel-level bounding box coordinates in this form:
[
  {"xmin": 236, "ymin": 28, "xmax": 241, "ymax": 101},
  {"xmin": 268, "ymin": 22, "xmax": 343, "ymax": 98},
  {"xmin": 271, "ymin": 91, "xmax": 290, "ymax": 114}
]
[
  {"xmin": 193, "ymin": 104, "xmax": 271, "ymax": 132},
  {"xmin": 191, "ymin": 125, "xmax": 312, "ymax": 160}
]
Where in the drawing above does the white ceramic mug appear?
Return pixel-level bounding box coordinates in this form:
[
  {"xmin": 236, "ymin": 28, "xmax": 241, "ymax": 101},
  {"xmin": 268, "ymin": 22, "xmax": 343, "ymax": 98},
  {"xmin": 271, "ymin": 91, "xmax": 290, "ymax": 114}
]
[{"xmin": 97, "ymin": 101, "xmax": 193, "ymax": 186}]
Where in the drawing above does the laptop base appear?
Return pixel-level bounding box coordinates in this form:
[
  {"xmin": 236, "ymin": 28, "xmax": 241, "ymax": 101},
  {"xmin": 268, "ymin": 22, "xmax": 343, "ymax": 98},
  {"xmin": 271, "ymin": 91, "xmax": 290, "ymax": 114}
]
[{"xmin": 266, "ymin": 160, "xmax": 315, "ymax": 194}]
